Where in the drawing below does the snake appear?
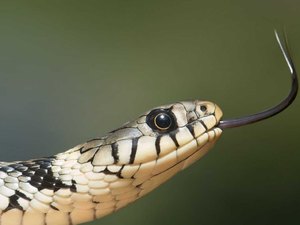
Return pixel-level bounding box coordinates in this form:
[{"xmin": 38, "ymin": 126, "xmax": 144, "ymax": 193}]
[{"xmin": 0, "ymin": 31, "xmax": 297, "ymax": 225}]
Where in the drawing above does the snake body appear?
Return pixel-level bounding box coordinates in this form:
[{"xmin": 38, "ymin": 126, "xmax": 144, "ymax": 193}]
[{"xmin": 0, "ymin": 101, "xmax": 223, "ymax": 225}]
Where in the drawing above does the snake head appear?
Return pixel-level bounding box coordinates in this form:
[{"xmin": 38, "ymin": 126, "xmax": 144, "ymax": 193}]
[
  {"xmin": 114, "ymin": 100, "xmax": 223, "ymax": 165},
  {"xmin": 78, "ymin": 100, "xmax": 223, "ymax": 189}
]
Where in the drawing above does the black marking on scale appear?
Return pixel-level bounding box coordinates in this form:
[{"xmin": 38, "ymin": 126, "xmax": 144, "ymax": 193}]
[
  {"xmin": 129, "ymin": 138, "xmax": 139, "ymax": 164},
  {"xmin": 111, "ymin": 142, "xmax": 119, "ymax": 163},
  {"xmin": 199, "ymin": 120, "xmax": 208, "ymax": 130},
  {"xmin": 4, "ymin": 195, "xmax": 24, "ymax": 212},
  {"xmin": 117, "ymin": 165, "xmax": 125, "ymax": 178},
  {"xmin": 68, "ymin": 212, "xmax": 74, "ymax": 225},
  {"xmin": 15, "ymin": 190, "xmax": 31, "ymax": 201},
  {"xmin": 0, "ymin": 157, "xmax": 77, "ymax": 194},
  {"xmin": 186, "ymin": 124, "xmax": 195, "ymax": 138},
  {"xmin": 169, "ymin": 131, "xmax": 179, "ymax": 147},
  {"xmin": 86, "ymin": 147, "xmax": 100, "ymax": 164},
  {"xmin": 70, "ymin": 180, "xmax": 77, "ymax": 192},
  {"xmin": 155, "ymin": 135, "xmax": 162, "ymax": 156},
  {"xmin": 0, "ymin": 158, "xmax": 78, "ymax": 194},
  {"xmin": 102, "ymin": 167, "xmax": 116, "ymax": 175},
  {"xmin": 18, "ymin": 157, "xmax": 78, "ymax": 192},
  {"xmin": 50, "ymin": 204, "xmax": 59, "ymax": 211},
  {"xmin": 80, "ymin": 146, "xmax": 92, "ymax": 154}
]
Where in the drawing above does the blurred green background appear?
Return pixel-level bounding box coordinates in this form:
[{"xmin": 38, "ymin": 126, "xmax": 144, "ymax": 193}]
[{"xmin": 0, "ymin": 1, "xmax": 299, "ymax": 225}]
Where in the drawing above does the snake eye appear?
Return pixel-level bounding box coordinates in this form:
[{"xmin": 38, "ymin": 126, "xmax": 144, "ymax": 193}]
[
  {"xmin": 200, "ymin": 105, "xmax": 207, "ymax": 112},
  {"xmin": 146, "ymin": 109, "xmax": 177, "ymax": 132},
  {"xmin": 154, "ymin": 113, "xmax": 172, "ymax": 130}
]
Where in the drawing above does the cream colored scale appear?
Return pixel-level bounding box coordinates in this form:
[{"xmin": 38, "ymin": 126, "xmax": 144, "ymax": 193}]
[{"xmin": 0, "ymin": 32, "xmax": 297, "ymax": 225}]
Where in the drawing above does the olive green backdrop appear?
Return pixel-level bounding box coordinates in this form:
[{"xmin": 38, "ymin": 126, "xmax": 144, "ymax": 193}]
[{"xmin": 0, "ymin": 1, "xmax": 299, "ymax": 225}]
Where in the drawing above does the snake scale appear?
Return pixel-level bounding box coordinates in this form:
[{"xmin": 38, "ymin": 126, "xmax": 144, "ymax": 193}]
[{"xmin": 0, "ymin": 32, "xmax": 297, "ymax": 225}]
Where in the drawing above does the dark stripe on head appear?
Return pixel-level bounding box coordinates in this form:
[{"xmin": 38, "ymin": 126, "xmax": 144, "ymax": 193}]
[
  {"xmin": 186, "ymin": 124, "xmax": 195, "ymax": 138},
  {"xmin": 169, "ymin": 132, "xmax": 179, "ymax": 147},
  {"xmin": 111, "ymin": 142, "xmax": 119, "ymax": 163},
  {"xmin": 129, "ymin": 138, "xmax": 139, "ymax": 164},
  {"xmin": 199, "ymin": 120, "xmax": 208, "ymax": 130},
  {"xmin": 155, "ymin": 135, "xmax": 162, "ymax": 156}
]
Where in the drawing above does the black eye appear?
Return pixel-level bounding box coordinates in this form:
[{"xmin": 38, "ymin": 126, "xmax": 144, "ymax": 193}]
[
  {"xmin": 154, "ymin": 113, "xmax": 172, "ymax": 130},
  {"xmin": 146, "ymin": 109, "xmax": 177, "ymax": 132},
  {"xmin": 200, "ymin": 105, "xmax": 207, "ymax": 112}
]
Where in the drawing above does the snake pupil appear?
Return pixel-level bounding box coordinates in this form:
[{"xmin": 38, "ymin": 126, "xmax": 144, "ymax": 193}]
[
  {"xmin": 146, "ymin": 109, "xmax": 177, "ymax": 132},
  {"xmin": 154, "ymin": 113, "xmax": 172, "ymax": 130},
  {"xmin": 200, "ymin": 105, "xmax": 207, "ymax": 112}
]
